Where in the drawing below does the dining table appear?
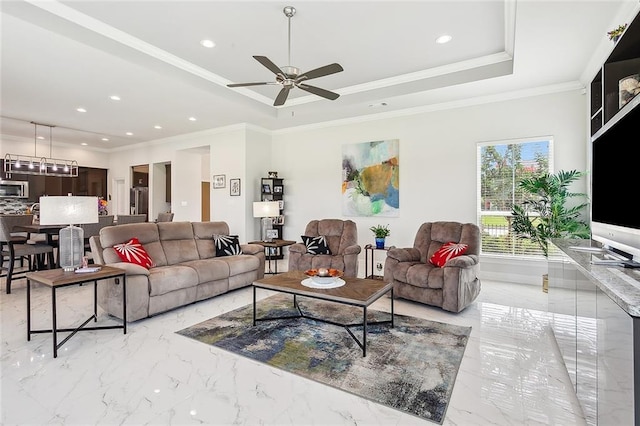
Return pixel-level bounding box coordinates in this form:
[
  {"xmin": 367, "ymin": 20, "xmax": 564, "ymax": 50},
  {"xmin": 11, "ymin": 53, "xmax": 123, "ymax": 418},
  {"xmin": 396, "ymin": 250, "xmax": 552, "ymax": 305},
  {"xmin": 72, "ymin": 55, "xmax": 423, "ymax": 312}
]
[{"xmin": 13, "ymin": 223, "xmax": 65, "ymax": 267}]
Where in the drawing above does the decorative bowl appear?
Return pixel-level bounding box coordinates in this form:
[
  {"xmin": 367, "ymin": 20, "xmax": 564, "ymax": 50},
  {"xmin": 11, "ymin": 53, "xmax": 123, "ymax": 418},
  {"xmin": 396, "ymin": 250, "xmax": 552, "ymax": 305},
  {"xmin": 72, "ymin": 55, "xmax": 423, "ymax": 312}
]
[{"xmin": 304, "ymin": 268, "xmax": 344, "ymax": 284}]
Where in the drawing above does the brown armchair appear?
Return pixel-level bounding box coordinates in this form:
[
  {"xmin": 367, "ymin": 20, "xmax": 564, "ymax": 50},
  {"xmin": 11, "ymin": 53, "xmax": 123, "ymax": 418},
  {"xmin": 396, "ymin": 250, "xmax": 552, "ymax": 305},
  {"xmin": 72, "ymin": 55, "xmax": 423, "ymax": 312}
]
[
  {"xmin": 288, "ymin": 219, "xmax": 361, "ymax": 277},
  {"xmin": 384, "ymin": 221, "xmax": 481, "ymax": 313}
]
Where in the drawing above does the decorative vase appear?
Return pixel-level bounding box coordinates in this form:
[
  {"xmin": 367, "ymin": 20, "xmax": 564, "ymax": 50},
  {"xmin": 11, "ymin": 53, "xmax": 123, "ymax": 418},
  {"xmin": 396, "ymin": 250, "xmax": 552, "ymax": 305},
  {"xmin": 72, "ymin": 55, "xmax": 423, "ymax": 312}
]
[{"xmin": 375, "ymin": 237, "xmax": 385, "ymax": 249}]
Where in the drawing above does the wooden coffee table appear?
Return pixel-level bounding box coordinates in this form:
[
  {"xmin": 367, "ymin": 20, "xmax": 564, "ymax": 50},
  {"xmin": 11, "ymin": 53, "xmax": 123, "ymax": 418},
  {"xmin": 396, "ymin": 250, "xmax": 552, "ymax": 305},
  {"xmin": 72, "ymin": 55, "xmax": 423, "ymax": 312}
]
[{"xmin": 252, "ymin": 270, "xmax": 394, "ymax": 356}]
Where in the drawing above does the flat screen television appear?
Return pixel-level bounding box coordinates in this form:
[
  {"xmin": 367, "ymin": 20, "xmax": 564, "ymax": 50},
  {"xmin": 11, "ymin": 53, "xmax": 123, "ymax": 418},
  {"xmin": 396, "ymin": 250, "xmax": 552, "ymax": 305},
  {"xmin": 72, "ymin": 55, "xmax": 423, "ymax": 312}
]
[{"xmin": 590, "ymin": 102, "xmax": 640, "ymax": 261}]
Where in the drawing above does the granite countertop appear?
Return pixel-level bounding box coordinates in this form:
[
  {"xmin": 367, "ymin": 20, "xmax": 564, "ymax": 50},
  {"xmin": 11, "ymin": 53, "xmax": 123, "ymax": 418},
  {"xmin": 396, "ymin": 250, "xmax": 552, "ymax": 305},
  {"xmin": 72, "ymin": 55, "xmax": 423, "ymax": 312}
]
[{"xmin": 552, "ymin": 239, "xmax": 640, "ymax": 317}]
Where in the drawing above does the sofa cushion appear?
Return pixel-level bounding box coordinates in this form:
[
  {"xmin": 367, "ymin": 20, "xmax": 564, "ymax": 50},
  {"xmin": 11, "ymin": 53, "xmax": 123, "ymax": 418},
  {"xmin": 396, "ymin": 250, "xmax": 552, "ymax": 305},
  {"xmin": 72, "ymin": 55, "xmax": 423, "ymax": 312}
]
[
  {"xmin": 182, "ymin": 259, "xmax": 230, "ymax": 283},
  {"xmin": 429, "ymin": 242, "xmax": 469, "ymax": 267},
  {"xmin": 393, "ymin": 262, "xmax": 444, "ymax": 290},
  {"xmin": 100, "ymin": 222, "xmax": 168, "ymax": 267},
  {"xmin": 148, "ymin": 265, "xmax": 199, "ymax": 296},
  {"xmin": 214, "ymin": 235, "xmax": 243, "ymax": 256},
  {"xmin": 302, "ymin": 235, "xmax": 331, "ymax": 255},
  {"xmin": 158, "ymin": 222, "xmax": 200, "ymax": 264},
  {"xmin": 192, "ymin": 221, "xmax": 230, "ymax": 259},
  {"xmin": 220, "ymin": 254, "xmax": 260, "ymax": 276},
  {"xmin": 113, "ymin": 237, "xmax": 154, "ymax": 269}
]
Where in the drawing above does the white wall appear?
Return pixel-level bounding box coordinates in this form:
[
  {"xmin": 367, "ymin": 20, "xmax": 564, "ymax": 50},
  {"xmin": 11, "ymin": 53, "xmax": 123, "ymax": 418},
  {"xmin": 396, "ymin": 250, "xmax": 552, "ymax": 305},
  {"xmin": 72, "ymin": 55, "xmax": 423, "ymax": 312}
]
[
  {"xmin": 245, "ymin": 127, "xmax": 273, "ymax": 242},
  {"xmin": 271, "ymin": 89, "xmax": 587, "ymax": 281},
  {"xmin": 2, "ymin": 90, "xmax": 588, "ymax": 283}
]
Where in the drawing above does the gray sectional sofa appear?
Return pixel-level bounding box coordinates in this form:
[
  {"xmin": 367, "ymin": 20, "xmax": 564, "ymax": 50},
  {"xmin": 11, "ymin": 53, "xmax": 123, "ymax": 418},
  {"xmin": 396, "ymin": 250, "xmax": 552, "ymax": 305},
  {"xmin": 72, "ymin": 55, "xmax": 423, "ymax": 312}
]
[{"xmin": 89, "ymin": 221, "xmax": 265, "ymax": 321}]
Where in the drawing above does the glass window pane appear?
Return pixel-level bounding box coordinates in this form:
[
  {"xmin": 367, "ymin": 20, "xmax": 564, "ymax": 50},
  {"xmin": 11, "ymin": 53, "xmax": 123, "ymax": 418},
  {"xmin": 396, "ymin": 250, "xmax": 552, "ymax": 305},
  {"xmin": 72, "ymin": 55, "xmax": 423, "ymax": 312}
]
[{"xmin": 478, "ymin": 138, "xmax": 552, "ymax": 258}]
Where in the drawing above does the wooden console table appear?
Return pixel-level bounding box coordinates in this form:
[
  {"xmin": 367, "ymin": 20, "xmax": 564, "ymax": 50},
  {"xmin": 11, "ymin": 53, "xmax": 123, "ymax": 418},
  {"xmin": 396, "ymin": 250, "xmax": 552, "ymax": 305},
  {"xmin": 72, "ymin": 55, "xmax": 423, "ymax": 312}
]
[
  {"xmin": 26, "ymin": 265, "xmax": 127, "ymax": 358},
  {"xmin": 249, "ymin": 239, "xmax": 296, "ymax": 274}
]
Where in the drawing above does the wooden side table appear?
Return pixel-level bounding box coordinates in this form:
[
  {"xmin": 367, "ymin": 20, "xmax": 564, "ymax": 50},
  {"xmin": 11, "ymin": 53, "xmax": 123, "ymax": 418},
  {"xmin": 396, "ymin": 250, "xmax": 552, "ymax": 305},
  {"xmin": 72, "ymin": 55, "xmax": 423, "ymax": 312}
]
[
  {"xmin": 26, "ymin": 265, "xmax": 127, "ymax": 358},
  {"xmin": 364, "ymin": 244, "xmax": 392, "ymax": 280},
  {"xmin": 249, "ymin": 239, "xmax": 296, "ymax": 274}
]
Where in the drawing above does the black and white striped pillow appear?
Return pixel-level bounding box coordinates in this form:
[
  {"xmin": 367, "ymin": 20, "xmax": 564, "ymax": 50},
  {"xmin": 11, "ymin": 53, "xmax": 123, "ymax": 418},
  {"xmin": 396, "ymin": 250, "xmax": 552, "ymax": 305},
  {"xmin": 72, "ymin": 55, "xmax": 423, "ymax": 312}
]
[
  {"xmin": 301, "ymin": 235, "xmax": 331, "ymax": 255},
  {"xmin": 213, "ymin": 234, "xmax": 243, "ymax": 257}
]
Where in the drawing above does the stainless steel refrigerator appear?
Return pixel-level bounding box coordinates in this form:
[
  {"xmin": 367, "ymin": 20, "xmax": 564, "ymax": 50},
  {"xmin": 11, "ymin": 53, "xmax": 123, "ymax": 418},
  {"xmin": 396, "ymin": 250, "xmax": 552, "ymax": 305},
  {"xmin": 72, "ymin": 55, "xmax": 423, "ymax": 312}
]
[{"xmin": 130, "ymin": 187, "xmax": 149, "ymax": 215}]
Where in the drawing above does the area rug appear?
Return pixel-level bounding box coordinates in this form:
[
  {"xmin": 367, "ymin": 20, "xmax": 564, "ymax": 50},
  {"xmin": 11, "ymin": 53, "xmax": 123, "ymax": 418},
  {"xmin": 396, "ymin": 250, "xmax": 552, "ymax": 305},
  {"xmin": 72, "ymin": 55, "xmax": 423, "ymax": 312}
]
[{"xmin": 176, "ymin": 294, "xmax": 471, "ymax": 424}]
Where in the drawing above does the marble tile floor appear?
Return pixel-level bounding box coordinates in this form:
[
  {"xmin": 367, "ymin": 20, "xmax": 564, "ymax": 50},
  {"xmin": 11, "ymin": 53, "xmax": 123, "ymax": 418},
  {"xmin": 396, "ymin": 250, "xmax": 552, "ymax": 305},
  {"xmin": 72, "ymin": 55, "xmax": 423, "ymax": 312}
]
[{"xmin": 0, "ymin": 275, "xmax": 586, "ymax": 426}]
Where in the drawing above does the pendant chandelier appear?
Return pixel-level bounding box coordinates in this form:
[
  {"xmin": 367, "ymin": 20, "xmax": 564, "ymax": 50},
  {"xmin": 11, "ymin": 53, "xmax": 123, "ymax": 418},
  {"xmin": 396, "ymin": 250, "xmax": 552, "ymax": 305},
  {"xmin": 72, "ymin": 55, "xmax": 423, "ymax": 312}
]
[{"xmin": 3, "ymin": 121, "xmax": 79, "ymax": 178}]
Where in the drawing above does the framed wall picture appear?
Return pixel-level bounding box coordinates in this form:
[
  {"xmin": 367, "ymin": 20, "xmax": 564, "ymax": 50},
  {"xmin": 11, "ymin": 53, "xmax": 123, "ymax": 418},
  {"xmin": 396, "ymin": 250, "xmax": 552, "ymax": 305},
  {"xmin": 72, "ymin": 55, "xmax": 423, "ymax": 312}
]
[
  {"xmin": 278, "ymin": 200, "xmax": 284, "ymax": 210},
  {"xmin": 262, "ymin": 184, "xmax": 271, "ymax": 193},
  {"xmin": 268, "ymin": 171, "xmax": 278, "ymax": 178},
  {"xmin": 230, "ymin": 178, "xmax": 241, "ymax": 196},
  {"xmin": 276, "ymin": 215, "xmax": 285, "ymax": 225},
  {"xmin": 213, "ymin": 174, "xmax": 226, "ymax": 189},
  {"xmin": 273, "ymin": 185, "xmax": 283, "ymax": 193},
  {"xmin": 266, "ymin": 229, "xmax": 279, "ymax": 240}
]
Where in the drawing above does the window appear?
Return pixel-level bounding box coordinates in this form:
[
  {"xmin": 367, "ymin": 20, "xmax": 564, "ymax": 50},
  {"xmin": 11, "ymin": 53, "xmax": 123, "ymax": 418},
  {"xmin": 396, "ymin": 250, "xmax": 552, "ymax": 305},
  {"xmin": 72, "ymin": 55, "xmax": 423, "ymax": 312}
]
[{"xmin": 477, "ymin": 137, "xmax": 553, "ymax": 257}]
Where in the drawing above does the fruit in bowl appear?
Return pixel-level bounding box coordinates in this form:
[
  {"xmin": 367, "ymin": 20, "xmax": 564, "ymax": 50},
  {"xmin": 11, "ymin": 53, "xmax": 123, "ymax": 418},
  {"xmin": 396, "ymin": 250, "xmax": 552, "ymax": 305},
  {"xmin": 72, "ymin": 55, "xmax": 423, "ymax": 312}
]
[{"xmin": 304, "ymin": 268, "xmax": 343, "ymax": 284}]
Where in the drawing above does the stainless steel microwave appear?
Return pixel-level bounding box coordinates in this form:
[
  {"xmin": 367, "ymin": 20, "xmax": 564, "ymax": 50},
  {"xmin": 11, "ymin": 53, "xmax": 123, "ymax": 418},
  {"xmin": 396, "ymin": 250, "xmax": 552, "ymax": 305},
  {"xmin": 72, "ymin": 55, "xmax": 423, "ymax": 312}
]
[{"xmin": 0, "ymin": 180, "xmax": 29, "ymax": 198}]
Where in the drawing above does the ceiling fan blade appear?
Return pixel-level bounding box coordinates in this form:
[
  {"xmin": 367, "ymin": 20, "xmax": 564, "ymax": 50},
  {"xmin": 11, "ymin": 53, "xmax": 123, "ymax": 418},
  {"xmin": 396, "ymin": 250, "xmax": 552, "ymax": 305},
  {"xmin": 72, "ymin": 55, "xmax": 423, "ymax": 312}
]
[
  {"xmin": 297, "ymin": 83, "xmax": 340, "ymax": 101},
  {"xmin": 253, "ymin": 56, "xmax": 283, "ymax": 75},
  {"xmin": 227, "ymin": 82, "xmax": 272, "ymax": 87},
  {"xmin": 297, "ymin": 63, "xmax": 344, "ymax": 81},
  {"xmin": 273, "ymin": 87, "xmax": 291, "ymax": 106}
]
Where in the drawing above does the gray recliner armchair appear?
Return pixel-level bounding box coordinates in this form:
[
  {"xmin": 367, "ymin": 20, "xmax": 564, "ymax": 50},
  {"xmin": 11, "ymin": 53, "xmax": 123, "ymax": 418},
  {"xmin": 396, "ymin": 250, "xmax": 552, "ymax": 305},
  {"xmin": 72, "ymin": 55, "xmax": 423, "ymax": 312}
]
[
  {"xmin": 288, "ymin": 219, "xmax": 361, "ymax": 277},
  {"xmin": 384, "ymin": 221, "xmax": 481, "ymax": 313}
]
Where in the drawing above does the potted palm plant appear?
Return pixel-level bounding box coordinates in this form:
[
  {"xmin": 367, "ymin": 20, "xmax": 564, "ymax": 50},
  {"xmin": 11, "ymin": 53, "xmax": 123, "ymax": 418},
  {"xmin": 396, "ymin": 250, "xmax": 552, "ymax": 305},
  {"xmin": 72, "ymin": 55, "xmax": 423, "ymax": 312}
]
[
  {"xmin": 511, "ymin": 169, "xmax": 590, "ymax": 291},
  {"xmin": 370, "ymin": 224, "xmax": 390, "ymax": 249}
]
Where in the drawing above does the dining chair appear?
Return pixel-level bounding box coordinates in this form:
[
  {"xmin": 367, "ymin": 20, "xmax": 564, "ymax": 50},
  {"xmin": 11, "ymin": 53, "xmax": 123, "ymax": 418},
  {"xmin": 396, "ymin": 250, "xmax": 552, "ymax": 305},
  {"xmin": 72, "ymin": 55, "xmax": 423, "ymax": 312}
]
[
  {"xmin": 79, "ymin": 215, "xmax": 114, "ymax": 257},
  {"xmin": 0, "ymin": 214, "xmax": 55, "ymax": 294},
  {"xmin": 156, "ymin": 212, "xmax": 174, "ymax": 222},
  {"xmin": 116, "ymin": 214, "xmax": 147, "ymax": 224}
]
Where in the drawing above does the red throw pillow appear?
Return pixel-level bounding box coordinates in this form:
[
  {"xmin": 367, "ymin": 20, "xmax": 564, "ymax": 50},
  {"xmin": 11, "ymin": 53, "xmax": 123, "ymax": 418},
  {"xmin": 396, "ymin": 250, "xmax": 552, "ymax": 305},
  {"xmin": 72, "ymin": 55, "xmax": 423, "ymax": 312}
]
[
  {"xmin": 113, "ymin": 237, "xmax": 154, "ymax": 269},
  {"xmin": 429, "ymin": 242, "xmax": 469, "ymax": 267}
]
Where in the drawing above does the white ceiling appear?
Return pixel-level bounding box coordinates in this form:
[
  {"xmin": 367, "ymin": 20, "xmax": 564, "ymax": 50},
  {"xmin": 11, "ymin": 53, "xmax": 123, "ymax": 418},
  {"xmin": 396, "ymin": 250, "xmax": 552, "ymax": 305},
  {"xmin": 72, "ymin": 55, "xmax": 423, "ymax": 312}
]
[{"xmin": 0, "ymin": 0, "xmax": 635, "ymax": 150}]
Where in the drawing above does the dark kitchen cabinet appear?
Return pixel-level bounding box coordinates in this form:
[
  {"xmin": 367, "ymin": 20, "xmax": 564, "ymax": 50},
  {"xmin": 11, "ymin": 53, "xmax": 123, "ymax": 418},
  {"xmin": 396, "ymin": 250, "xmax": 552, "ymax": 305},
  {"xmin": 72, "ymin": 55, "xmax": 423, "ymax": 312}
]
[{"xmin": 26, "ymin": 167, "xmax": 107, "ymax": 201}]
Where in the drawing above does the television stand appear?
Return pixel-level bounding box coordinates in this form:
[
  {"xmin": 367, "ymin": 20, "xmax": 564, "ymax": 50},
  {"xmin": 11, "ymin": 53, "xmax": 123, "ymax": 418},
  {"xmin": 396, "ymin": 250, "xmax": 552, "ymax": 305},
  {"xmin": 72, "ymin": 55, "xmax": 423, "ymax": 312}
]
[{"xmin": 621, "ymin": 260, "xmax": 640, "ymax": 269}]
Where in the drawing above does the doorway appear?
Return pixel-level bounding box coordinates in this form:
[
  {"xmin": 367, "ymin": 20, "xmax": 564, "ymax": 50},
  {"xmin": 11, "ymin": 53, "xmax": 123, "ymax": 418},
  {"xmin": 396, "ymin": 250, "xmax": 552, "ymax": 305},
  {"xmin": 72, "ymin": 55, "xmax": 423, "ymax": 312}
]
[
  {"xmin": 114, "ymin": 178, "xmax": 126, "ymax": 215},
  {"xmin": 201, "ymin": 181, "xmax": 210, "ymax": 221}
]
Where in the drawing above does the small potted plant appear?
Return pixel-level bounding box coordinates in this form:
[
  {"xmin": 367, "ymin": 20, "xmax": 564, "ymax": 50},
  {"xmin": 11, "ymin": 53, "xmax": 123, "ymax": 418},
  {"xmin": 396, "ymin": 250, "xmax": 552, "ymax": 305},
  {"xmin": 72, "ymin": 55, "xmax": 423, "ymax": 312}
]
[
  {"xmin": 370, "ymin": 224, "xmax": 390, "ymax": 249},
  {"xmin": 608, "ymin": 23, "xmax": 627, "ymax": 42}
]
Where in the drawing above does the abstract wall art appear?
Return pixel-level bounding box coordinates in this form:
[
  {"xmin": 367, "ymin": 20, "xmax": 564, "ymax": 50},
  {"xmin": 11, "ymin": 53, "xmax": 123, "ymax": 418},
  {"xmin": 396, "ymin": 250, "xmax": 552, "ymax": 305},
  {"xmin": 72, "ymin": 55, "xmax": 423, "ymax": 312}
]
[{"xmin": 342, "ymin": 139, "xmax": 399, "ymax": 217}]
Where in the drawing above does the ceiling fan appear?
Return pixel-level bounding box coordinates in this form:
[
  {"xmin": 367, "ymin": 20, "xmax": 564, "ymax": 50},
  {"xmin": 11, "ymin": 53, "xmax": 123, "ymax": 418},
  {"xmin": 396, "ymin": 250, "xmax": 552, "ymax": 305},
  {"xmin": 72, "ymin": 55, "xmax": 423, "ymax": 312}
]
[{"xmin": 227, "ymin": 6, "xmax": 344, "ymax": 107}]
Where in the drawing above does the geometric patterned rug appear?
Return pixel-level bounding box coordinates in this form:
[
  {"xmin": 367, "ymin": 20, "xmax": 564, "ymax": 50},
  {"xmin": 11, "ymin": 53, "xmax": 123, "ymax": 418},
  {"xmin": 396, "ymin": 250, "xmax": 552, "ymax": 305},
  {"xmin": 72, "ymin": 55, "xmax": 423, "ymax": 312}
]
[{"xmin": 176, "ymin": 294, "xmax": 471, "ymax": 424}]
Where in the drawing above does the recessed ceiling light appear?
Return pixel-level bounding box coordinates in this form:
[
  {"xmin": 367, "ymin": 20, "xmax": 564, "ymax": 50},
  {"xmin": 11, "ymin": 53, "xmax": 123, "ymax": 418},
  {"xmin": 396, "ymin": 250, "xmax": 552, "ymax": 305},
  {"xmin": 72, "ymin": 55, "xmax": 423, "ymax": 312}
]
[
  {"xmin": 101, "ymin": 138, "xmax": 109, "ymax": 141},
  {"xmin": 436, "ymin": 34, "xmax": 452, "ymax": 44},
  {"xmin": 200, "ymin": 39, "xmax": 215, "ymax": 48},
  {"xmin": 154, "ymin": 125, "xmax": 162, "ymax": 129},
  {"xmin": 37, "ymin": 136, "xmax": 45, "ymax": 140},
  {"xmin": 126, "ymin": 132, "xmax": 133, "ymax": 136},
  {"xmin": 81, "ymin": 143, "xmax": 88, "ymax": 146},
  {"xmin": 109, "ymin": 95, "xmax": 121, "ymax": 101},
  {"xmin": 188, "ymin": 117, "xmax": 197, "ymax": 121},
  {"xmin": 76, "ymin": 107, "xmax": 87, "ymax": 113}
]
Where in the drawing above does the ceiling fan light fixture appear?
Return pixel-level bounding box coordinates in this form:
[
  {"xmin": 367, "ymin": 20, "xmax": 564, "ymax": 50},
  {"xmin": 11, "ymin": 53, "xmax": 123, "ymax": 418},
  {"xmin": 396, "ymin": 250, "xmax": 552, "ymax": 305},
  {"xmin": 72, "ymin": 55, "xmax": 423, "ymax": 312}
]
[{"xmin": 226, "ymin": 5, "xmax": 343, "ymax": 106}]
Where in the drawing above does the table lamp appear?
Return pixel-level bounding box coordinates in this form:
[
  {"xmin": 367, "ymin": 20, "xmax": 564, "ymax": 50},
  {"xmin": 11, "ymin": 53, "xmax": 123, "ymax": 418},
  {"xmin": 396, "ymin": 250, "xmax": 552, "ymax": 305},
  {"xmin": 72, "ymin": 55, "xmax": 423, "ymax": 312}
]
[
  {"xmin": 39, "ymin": 196, "xmax": 98, "ymax": 271},
  {"xmin": 253, "ymin": 201, "xmax": 280, "ymax": 242}
]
